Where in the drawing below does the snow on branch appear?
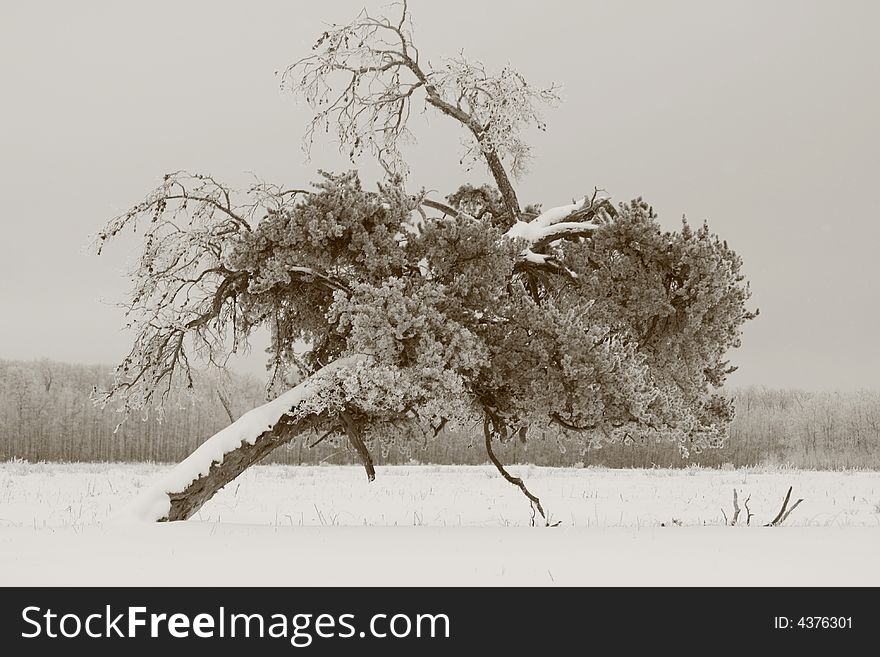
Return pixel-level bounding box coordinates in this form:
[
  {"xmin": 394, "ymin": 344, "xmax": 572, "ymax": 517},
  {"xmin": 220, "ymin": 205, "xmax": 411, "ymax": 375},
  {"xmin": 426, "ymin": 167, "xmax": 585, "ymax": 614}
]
[
  {"xmin": 122, "ymin": 356, "xmax": 364, "ymax": 522},
  {"xmin": 505, "ymin": 189, "xmax": 618, "ymax": 274}
]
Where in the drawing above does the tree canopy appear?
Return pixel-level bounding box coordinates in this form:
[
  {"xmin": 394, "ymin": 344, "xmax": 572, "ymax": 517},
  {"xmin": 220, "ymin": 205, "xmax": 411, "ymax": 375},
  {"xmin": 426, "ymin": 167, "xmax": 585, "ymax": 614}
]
[{"xmin": 96, "ymin": 3, "xmax": 755, "ymax": 522}]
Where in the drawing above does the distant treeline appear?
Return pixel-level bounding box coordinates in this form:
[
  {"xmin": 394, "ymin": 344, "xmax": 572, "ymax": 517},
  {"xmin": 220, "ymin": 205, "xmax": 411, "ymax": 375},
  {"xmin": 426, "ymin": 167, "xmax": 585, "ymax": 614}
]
[{"xmin": 2, "ymin": 358, "xmax": 879, "ymax": 469}]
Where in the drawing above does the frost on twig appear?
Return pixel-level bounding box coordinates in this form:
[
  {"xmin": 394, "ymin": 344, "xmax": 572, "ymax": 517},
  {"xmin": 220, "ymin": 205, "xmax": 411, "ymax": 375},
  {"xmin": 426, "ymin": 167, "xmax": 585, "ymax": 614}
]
[{"xmin": 282, "ymin": 0, "xmax": 559, "ymax": 223}]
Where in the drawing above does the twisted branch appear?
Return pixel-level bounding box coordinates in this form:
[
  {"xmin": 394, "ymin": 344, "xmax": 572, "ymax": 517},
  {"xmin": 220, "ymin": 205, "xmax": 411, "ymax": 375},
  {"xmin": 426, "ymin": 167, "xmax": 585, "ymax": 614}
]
[{"xmin": 483, "ymin": 413, "xmax": 548, "ymax": 526}]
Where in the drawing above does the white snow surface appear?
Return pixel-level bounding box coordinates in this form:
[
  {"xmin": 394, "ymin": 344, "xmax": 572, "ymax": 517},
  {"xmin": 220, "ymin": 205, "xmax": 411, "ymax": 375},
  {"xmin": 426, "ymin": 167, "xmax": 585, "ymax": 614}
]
[
  {"xmin": 2, "ymin": 462, "xmax": 879, "ymax": 586},
  {"xmin": 123, "ymin": 357, "xmax": 361, "ymax": 522}
]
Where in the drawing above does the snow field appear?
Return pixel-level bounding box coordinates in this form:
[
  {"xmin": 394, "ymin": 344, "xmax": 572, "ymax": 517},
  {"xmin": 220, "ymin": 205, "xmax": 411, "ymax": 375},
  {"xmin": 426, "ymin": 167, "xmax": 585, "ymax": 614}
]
[{"xmin": 1, "ymin": 462, "xmax": 878, "ymax": 585}]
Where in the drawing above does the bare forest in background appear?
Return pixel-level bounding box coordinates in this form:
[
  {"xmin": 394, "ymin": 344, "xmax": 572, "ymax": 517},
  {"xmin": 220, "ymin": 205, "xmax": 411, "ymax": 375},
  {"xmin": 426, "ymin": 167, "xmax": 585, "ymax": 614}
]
[{"xmin": 2, "ymin": 359, "xmax": 879, "ymax": 470}]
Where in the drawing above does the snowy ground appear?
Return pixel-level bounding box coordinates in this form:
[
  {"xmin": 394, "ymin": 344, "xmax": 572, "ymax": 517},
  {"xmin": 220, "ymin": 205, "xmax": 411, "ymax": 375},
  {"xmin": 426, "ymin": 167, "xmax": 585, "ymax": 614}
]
[{"xmin": 1, "ymin": 461, "xmax": 879, "ymax": 585}]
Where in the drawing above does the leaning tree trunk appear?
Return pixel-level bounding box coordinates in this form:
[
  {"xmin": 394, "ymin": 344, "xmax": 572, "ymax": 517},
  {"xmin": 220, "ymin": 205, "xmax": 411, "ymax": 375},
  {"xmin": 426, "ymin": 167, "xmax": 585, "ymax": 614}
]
[
  {"xmin": 124, "ymin": 358, "xmax": 358, "ymax": 522},
  {"xmin": 160, "ymin": 410, "xmax": 328, "ymax": 521}
]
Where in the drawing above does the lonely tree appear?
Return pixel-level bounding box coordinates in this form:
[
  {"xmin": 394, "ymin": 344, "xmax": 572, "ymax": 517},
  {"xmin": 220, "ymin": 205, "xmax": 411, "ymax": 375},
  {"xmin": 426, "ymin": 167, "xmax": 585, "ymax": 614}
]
[{"xmin": 96, "ymin": 4, "xmax": 755, "ymax": 523}]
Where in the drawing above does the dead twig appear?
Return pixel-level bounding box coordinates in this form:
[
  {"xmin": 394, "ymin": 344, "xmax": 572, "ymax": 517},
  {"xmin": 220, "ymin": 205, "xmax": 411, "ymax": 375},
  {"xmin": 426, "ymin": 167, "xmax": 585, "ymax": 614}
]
[
  {"xmin": 765, "ymin": 486, "xmax": 804, "ymax": 527},
  {"xmin": 216, "ymin": 389, "xmax": 236, "ymax": 423},
  {"xmin": 778, "ymin": 499, "xmax": 804, "ymax": 526},
  {"xmin": 722, "ymin": 490, "xmax": 755, "ymax": 527},
  {"xmin": 731, "ymin": 489, "xmax": 741, "ymax": 526},
  {"xmin": 744, "ymin": 494, "xmax": 754, "ymax": 526}
]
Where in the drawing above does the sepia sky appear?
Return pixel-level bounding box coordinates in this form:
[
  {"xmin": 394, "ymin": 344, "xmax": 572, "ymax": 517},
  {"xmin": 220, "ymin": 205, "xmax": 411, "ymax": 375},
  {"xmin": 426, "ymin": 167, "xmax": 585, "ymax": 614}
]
[{"xmin": 1, "ymin": 0, "xmax": 878, "ymax": 390}]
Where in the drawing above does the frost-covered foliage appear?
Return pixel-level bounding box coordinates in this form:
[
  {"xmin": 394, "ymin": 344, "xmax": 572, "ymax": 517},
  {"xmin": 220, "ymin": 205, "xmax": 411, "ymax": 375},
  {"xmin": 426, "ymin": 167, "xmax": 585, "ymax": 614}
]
[
  {"xmin": 282, "ymin": 3, "xmax": 557, "ymax": 221},
  {"xmin": 552, "ymin": 199, "xmax": 757, "ymax": 454},
  {"xmin": 97, "ymin": 168, "xmax": 754, "ymax": 460},
  {"xmin": 431, "ymin": 57, "xmax": 560, "ymax": 179},
  {"xmin": 284, "ymin": 11, "xmax": 557, "ymax": 178},
  {"xmin": 95, "ymin": 3, "xmax": 755, "ymax": 490}
]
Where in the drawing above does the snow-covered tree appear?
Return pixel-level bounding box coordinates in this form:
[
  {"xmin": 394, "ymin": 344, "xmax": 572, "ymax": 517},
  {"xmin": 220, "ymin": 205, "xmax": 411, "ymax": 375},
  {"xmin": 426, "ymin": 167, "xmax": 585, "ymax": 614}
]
[{"xmin": 96, "ymin": 3, "xmax": 755, "ymax": 522}]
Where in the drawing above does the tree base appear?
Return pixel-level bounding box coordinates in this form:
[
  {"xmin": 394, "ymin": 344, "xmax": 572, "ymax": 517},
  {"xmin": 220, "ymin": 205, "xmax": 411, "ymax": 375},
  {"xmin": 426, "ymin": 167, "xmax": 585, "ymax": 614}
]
[{"xmin": 160, "ymin": 411, "xmax": 325, "ymax": 521}]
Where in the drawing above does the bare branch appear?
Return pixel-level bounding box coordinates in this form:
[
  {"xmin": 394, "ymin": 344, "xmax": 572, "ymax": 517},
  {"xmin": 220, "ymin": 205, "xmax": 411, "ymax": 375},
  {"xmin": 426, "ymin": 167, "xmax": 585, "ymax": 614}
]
[
  {"xmin": 93, "ymin": 171, "xmax": 349, "ymax": 419},
  {"xmin": 216, "ymin": 389, "xmax": 236, "ymax": 423},
  {"xmin": 766, "ymin": 486, "xmax": 793, "ymax": 526},
  {"xmin": 419, "ymin": 198, "xmax": 462, "ymax": 219},
  {"xmin": 483, "ymin": 413, "xmax": 549, "ymax": 526},
  {"xmin": 778, "ymin": 499, "xmax": 804, "ymax": 526},
  {"xmin": 549, "ymin": 412, "xmax": 598, "ymax": 432},
  {"xmin": 283, "ymin": 4, "xmax": 560, "ymax": 224},
  {"xmin": 765, "ymin": 486, "xmax": 804, "ymax": 527}
]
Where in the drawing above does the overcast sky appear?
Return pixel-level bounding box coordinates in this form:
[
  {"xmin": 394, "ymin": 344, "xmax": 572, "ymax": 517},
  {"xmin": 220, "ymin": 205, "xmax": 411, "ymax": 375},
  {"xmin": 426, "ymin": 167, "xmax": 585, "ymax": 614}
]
[{"xmin": 1, "ymin": 0, "xmax": 878, "ymax": 390}]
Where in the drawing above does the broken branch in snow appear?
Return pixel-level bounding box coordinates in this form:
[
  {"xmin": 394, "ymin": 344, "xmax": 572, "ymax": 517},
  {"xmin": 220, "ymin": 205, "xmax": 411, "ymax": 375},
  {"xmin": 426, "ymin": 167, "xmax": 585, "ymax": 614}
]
[
  {"xmin": 765, "ymin": 486, "xmax": 804, "ymax": 527},
  {"xmin": 723, "ymin": 489, "xmax": 792, "ymax": 527},
  {"xmin": 483, "ymin": 413, "xmax": 549, "ymax": 527}
]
